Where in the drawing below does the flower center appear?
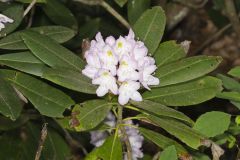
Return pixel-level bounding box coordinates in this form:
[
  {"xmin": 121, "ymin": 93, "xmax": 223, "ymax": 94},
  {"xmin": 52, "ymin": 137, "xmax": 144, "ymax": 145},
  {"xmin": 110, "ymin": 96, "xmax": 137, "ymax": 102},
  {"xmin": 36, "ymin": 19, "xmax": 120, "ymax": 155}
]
[
  {"xmin": 117, "ymin": 42, "xmax": 123, "ymax": 48},
  {"xmin": 102, "ymin": 72, "xmax": 109, "ymax": 76},
  {"xmin": 120, "ymin": 61, "xmax": 128, "ymax": 66},
  {"xmin": 107, "ymin": 50, "xmax": 113, "ymax": 57}
]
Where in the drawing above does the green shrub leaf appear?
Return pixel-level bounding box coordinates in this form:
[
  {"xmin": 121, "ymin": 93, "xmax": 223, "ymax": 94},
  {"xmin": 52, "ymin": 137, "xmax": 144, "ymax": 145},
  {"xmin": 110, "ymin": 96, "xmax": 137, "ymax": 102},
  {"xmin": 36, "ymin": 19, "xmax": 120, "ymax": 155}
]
[
  {"xmin": 86, "ymin": 135, "xmax": 122, "ymax": 160},
  {"xmin": 0, "ymin": 51, "xmax": 47, "ymax": 76},
  {"xmin": 139, "ymin": 127, "xmax": 187, "ymax": 155},
  {"xmin": 21, "ymin": 31, "xmax": 85, "ymax": 71},
  {"xmin": 128, "ymin": 0, "xmax": 150, "ymax": 25},
  {"xmin": 193, "ymin": 111, "xmax": 231, "ymax": 137},
  {"xmin": 228, "ymin": 66, "xmax": 240, "ymax": 78},
  {"xmin": 42, "ymin": 67, "xmax": 96, "ymax": 94},
  {"xmin": 148, "ymin": 115, "xmax": 204, "ymax": 149},
  {"xmin": 0, "ymin": 26, "xmax": 76, "ymax": 50},
  {"xmin": 42, "ymin": 0, "xmax": 78, "ymax": 30},
  {"xmin": 0, "ymin": 76, "xmax": 22, "ymax": 120},
  {"xmin": 159, "ymin": 145, "xmax": 178, "ymax": 160},
  {"xmin": 0, "ymin": 5, "xmax": 24, "ymax": 37},
  {"xmin": 217, "ymin": 74, "xmax": 240, "ymax": 92},
  {"xmin": 131, "ymin": 100, "xmax": 193, "ymax": 125},
  {"xmin": 115, "ymin": 0, "xmax": 128, "ymax": 7},
  {"xmin": 156, "ymin": 56, "xmax": 222, "ymax": 87},
  {"xmin": 133, "ymin": 6, "xmax": 166, "ymax": 54},
  {"xmin": 73, "ymin": 100, "xmax": 113, "ymax": 131},
  {"xmin": 143, "ymin": 76, "xmax": 222, "ymax": 106},
  {"xmin": 1, "ymin": 70, "xmax": 74, "ymax": 117},
  {"xmin": 154, "ymin": 40, "xmax": 187, "ymax": 67}
]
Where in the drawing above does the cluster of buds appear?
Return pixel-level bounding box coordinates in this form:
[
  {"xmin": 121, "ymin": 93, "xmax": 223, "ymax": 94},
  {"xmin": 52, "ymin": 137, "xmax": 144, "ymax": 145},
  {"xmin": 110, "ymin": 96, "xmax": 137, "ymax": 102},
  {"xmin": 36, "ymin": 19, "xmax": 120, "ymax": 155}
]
[
  {"xmin": 0, "ymin": 14, "xmax": 13, "ymax": 31},
  {"xmin": 90, "ymin": 112, "xmax": 144, "ymax": 160},
  {"xmin": 82, "ymin": 30, "xmax": 159, "ymax": 105}
]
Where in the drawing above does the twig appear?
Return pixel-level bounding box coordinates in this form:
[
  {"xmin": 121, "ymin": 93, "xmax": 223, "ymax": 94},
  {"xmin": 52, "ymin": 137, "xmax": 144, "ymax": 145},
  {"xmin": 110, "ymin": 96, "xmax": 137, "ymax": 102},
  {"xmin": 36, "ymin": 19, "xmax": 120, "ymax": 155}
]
[
  {"xmin": 173, "ymin": 0, "xmax": 208, "ymax": 9},
  {"xmin": 23, "ymin": 0, "xmax": 37, "ymax": 17},
  {"xmin": 74, "ymin": 0, "xmax": 130, "ymax": 29},
  {"xmin": 27, "ymin": 6, "xmax": 35, "ymax": 28},
  {"xmin": 193, "ymin": 23, "xmax": 231, "ymax": 54},
  {"xmin": 224, "ymin": 0, "xmax": 240, "ymax": 39},
  {"xmin": 53, "ymin": 118, "xmax": 88, "ymax": 155},
  {"xmin": 63, "ymin": 127, "xmax": 88, "ymax": 155},
  {"xmin": 35, "ymin": 123, "xmax": 48, "ymax": 160},
  {"xmin": 117, "ymin": 105, "xmax": 132, "ymax": 160}
]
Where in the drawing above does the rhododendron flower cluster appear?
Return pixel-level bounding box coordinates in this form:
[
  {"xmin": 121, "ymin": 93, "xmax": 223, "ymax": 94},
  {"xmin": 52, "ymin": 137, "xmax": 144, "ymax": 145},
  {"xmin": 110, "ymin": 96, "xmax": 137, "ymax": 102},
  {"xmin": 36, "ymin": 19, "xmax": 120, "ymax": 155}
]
[
  {"xmin": 0, "ymin": 14, "xmax": 13, "ymax": 31},
  {"xmin": 82, "ymin": 29, "xmax": 159, "ymax": 105},
  {"xmin": 90, "ymin": 112, "xmax": 144, "ymax": 160}
]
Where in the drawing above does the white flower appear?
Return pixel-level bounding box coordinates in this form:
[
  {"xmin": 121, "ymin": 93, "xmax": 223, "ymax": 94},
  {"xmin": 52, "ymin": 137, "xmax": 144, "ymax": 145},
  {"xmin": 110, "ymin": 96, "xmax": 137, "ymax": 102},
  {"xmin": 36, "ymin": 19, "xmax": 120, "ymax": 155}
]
[
  {"xmin": 100, "ymin": 45, "xmax": 118, "ymax": 75},
  {"xmin": 117, "ymin": 55, "xmax": 139, "ymax": 82},
  {"xmin": 90, "ymin": 131, "xmax": 108, "ymax": 147},
  {"xmin": 90, "ymin": 113, "xmax": 144, "ymax": 160},
  {"xmin": 0, "ymin": 14, "xmax": 13, "ymax": 31},
  {"xmin": 82, "ymin": 29, "xmax": 159, "ymax": 105},
  {"xmin": 118, "ymin": 81, "xmax": 142, "ymax": 105},
  {"xmin": 124, "ymin": 120, "xmax": 144, "ymax": 160},
  {"xmin": 139, "ymin": 65, "xmax": 159, "ymax": 90},
  {"xmin": 92, "ymin": 70, "xmax": 118, "ymax": 96},
  {"xmin": 90, "ymin": 112, "xmax": 116, "ymax": 147}
]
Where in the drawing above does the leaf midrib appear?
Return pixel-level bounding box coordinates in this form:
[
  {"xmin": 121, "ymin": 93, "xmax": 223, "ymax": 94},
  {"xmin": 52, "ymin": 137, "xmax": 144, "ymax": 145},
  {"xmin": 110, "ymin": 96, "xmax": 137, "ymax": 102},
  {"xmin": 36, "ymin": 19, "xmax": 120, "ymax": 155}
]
[
  {"xmin": 0, "ymin": 30, "xmax": 72, "ymax": 47},
  {"xmin": 145, "ymin": 84, "xmax": 215, "ymax": 99},
  {"xmin": 158, "ymin": 57, "xmax": 214, "ymax": 78},
  {"xmin": 78, "ymin": 102, "xmax": 111, "ymax": 122},
  {"xmin": 23, "ymin": 33, "xmax": 81, "ymax": 71}
]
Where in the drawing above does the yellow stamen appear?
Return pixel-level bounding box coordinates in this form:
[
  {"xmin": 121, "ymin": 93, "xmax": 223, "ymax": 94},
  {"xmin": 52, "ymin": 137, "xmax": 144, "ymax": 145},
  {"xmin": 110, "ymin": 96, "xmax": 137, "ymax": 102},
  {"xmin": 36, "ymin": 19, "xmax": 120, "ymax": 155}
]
[
  {"xmin": 117, "ymin": 42, "xmax": 123, "ymax": 48},
  {"xmin": 107, "ymin": 50, "xmax": 113, "ymax": 57},
  {"xmin": 103, "ymin": 72, "xmax": 109, "ymax": 76},
  {"xmin": 121, "ymin": 61, "xmax": 128, "ymax": 66}
]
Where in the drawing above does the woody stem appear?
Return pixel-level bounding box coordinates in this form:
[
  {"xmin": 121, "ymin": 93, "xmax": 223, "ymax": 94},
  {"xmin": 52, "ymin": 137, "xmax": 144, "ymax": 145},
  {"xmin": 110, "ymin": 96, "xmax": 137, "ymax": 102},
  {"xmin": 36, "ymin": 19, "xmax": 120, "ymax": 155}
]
[{"xmin": 117, "ymin": 105, "xmax": 132, "ymax": 160}]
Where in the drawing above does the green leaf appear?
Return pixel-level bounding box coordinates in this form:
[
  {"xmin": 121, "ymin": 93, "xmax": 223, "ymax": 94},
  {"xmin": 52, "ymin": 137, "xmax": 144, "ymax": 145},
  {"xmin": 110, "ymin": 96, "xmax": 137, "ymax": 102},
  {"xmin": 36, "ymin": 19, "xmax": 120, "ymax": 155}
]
[
  {"xmin": 159, "ymin": 145, "xmax": 178, "ymax": 160},
  {"xmin": 1, "ymin": 70, "xmax": 74, "ymax": 117},
  {"xmin": 21, "ymin": 31, "xmax": 85, "ymax": 71},
  {"xmin": 128, "ymin": 0, "xmax": 150, "ymax": 25},
  {"xmin": 115, "ymin": 0, "xmax": 128, "ymax": 7},
  {"xmin": 216, "ymin": 91, "xmax": 240, "ymax": 102},
  {"xmin": 148, "ymin": 115, "xmax": 204, "ymax": 149},
  {"xmin": 0, "ymin": 26, "xmax": 76, "ymax": 50},
  {"xmin": 86, "ymin": 135, "xmax": 122, "ymax": 160},
  {"xmin": 131, "ymin": 100, "xmax": 194, "ymax": 125},
  {"xmin": 193, "ymin": 111, "xmax": 231, "ymax": 138},
  {"xmin": 228, "ymin": 66, "xmax": 240, "ymax": 78},
  {"xmin": 143, "ymin": 76, "xmax": 222, "ymax": 106},
  {"xmin": 72, "ymin": 100, "xmax": 112, "ymax": 131},
  {"xmin": 0, "ymin": 5, "xmax": 24, "ymax": 37},
  {"xmin": 42, "ymin": 68, "xmax": 96, "ymax": 94},
  {"xmin": 0, "ymin": 51, "xmax": 47, "ymax": 76},
  {"xmin": 27, "ymin": 123, "xmax": 71, "ymax": 160},
  {"xmin": 0, "ymin": 76, "xmax": 22, "ymax": 120},
  {"xmin": 42, "ymin": 0, "xmax": 78, "ymax": 30},
  {"xmin": 0, "ymin": 122, "xmax": 71, "ymax": 160},
  {"xmin": 154, "ymin": 41, "xmax": 187, "ymax": 67},
  {"xmin": 217, "ymin": 74, "xmax": 240, "ymax": 92},
  {"xmin": 230, "ymin": 101, "xmax": 240, "ymax": 110},
  {"xmin": 133, "ymin": 6, "xmax": 166, "ymax": 54},
  {"xmin": 156, "ymin": 56, "xmax": 222, "ymax": 87},
  {"xmin": 139, "ymin": 127, "xmax": 187, "ymax": 155}
]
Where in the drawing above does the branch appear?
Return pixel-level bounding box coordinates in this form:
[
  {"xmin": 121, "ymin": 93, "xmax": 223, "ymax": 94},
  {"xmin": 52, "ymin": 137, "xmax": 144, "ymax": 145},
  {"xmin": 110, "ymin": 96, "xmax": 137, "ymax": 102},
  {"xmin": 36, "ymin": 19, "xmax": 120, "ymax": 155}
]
[
  {"xmin": 74, "ymin": 0, "xmax": 130, "ymax": 29},
  {"xmin": 117, "ymin": 105, "xmax": 132, "ymax": 160},
  {"xmin": 224, "ymin": 0, "xmax": 240, "ymax": 39},
  {"xmin": 173, "ymin": 0, "xmax": 208, "ymax": 9},
  {"xmin": 23, "ymin": 0, "xmax": 37, "ymax": 17},
  {"xmin": 35, "ymin": 123, "xmax": 48, "ymax": 160}
]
